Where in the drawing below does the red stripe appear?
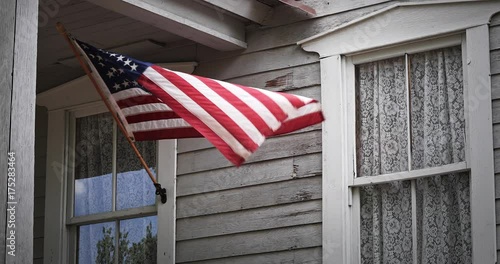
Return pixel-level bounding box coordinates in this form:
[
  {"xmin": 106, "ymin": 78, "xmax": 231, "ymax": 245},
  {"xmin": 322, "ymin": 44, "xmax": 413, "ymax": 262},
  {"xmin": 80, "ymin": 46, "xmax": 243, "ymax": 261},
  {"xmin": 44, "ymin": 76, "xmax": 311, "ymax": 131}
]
[
  {"xmin": 235, "ymin": 84, "xmax": 288, "ymax": 122},
  {"xmin": 116, "ymin": 95, "xmax": 162, "ymax": 108},
  {"xmin": 154, "ymin": 66, "xmax": 259, "ymax": 152},
  {"xmin": 134, "ymin": 127, "xmax": 202, "ymax": 141},
  {"xmin": 126, "ymin": 111, "xmax": 181, "ymax": 124},
  {"xmin": 138, "ymin": 73, "xmax": 245, "ymax": 166},
  {"xmin": 272, "ymin": 111, "xmax": 325, "ymax": 136},
  {"xmin": 195, "ymin": 77, "xmax": 274, "ymax": 136},
  {"xmin": 276, "ymin": 91, "xmax": 308, "ymax": 108}
]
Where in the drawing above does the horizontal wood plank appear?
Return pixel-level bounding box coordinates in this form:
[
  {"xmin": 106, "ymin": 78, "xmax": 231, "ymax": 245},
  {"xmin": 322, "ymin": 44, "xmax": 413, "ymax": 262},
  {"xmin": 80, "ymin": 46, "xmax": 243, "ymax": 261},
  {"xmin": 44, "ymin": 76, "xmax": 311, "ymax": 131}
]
[
  {"xmin": 490, "ymin": 25, "xmax": 500, "ymax": 51},
  {"xmin": 495, "ymin": 149, "xmax": 500, "ymax": 173},
  {"xmin": 177, "ymin": 153, "xmax": 321, "ymax": 196},
  {"xmin": 492, "ymin": 74, "xmax": 500, "ymax": 100},
  {"xmin": 491, "ymin": 49, "xmax": 500, "ymax": 75},
  {"xmin": 194, "ymin": 45, "xmax": 318, "ymax": 81},
  {"xmin": 183, "ymin": 247, "xmax": 322, "ymax": 264},
  {"xmin": 262, "ymin": 0, "xmax": 390, "ymax": 27},
  {"xmin": 225, "ymin": 63, "xmax": 320, "ymax": 91},
  {"xmin": 176, "ymin": 200, "xmax": 321, "ymax": 240},
  {"xmin": 492, "ymin": 99, "xmax": 500, "ymax": 125},
  {"xmin": 177, "ymin": 130, "xmax": 322, "ymax": 175},
  {"xmin": 177, "ymin": 176, "xmax": 322, "ymax": 218},
  {"xmin": 176, "ymin": 224, "xmax": 322, "ymax": 262}
]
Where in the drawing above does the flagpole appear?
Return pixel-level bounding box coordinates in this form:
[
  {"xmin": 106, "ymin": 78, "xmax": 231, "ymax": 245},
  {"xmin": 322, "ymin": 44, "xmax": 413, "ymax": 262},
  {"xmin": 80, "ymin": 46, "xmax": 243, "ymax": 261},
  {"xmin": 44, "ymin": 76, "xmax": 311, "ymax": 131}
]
[{"xmin": 55, "ymin": 22, "xmax": 167, "ymax": 204}]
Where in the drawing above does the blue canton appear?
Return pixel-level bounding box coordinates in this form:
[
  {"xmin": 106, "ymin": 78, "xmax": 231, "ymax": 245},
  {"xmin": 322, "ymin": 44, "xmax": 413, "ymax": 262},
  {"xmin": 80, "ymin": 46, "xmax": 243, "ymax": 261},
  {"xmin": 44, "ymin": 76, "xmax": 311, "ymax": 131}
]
[{"xmin": 75, "ymin": 39, "xmax": 152, "ymax": 94}]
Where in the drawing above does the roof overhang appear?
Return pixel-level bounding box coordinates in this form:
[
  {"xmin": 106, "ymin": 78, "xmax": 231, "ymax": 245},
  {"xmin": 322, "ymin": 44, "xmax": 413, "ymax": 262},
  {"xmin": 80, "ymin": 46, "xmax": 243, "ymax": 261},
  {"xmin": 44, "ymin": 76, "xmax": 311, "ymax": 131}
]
[
  {"xmin": 85, "ymin": 0, "xmax": 249, "ymax": 51},
  {"xmin": 298, "ymin": 0, "xmax": 500, "ymax": 58}
]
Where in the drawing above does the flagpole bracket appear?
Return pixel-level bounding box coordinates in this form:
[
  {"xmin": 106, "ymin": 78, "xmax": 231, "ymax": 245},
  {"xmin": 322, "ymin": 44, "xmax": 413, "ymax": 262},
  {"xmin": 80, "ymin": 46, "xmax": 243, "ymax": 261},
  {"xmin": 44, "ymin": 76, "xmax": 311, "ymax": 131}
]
[{"xmin": 154, "ymin": 183, "xmax": 167, "ymax": 204}]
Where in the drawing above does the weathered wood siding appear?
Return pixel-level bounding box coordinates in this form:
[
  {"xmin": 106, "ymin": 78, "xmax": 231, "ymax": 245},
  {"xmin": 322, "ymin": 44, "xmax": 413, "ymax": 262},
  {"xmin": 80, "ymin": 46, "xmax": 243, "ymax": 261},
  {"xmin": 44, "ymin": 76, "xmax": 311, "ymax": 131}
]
[
  {"xmin": 491, "ymin": 12, "xmax": 500, "ymax": 261},
  {"xmin": 174, "ymin": 2, "xmax": 396, "ymax": 262},
  {"xmin": 0, "ymin": 0, "xmax": 38, "ymax": 263}
]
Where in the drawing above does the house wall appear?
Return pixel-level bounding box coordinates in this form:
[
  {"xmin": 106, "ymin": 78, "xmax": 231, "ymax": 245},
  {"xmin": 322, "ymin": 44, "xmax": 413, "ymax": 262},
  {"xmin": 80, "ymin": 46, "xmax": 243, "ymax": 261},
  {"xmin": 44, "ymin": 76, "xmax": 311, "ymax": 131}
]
[
  {"xmin": 490, "ymin": 12, "xmax": 500, "ymax": 262},
  {"xmin": 172, "ymin": 2, "xmax": 394, "ymax": 262}
]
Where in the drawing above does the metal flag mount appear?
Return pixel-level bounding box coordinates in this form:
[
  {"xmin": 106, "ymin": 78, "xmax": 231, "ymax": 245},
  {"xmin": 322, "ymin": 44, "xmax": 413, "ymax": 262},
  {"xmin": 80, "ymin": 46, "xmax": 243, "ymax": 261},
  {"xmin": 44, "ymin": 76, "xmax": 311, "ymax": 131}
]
[{"xmin": 55, "ymin": 22, "xmax": 167, "ymax": 204}]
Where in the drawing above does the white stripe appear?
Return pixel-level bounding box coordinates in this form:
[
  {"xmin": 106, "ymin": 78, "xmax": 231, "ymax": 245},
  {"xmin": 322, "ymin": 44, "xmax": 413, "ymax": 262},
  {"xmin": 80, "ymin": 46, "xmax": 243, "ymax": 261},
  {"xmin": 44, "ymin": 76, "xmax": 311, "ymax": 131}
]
[
  {"xmin": 255, "ymin": 88, "xmax": 297, "ymax": 117},
  {"xmin": 131, "ymin": 118, "xmax": 192, "ymax": 132},
  {"xmin": 143, "ymin": 67, "xmax": 252, "ymax": 160},
  {"xmin": 174, "ymin": 71, "xmax": 265, "ymax": 145},
  {"xmin": 215, "ymin": 80, "xmax": 281, "ymax": 131},
  {"xmin": 284, "ymin": 102, "xmax": 322, "ymax": 121},
  {"xmin": 122, "ymin": 103, "xmax": 173, "ymax": 116},
  {"xmin": 112, "ymin": 87, "xmax": 151, "ymax": 101}
]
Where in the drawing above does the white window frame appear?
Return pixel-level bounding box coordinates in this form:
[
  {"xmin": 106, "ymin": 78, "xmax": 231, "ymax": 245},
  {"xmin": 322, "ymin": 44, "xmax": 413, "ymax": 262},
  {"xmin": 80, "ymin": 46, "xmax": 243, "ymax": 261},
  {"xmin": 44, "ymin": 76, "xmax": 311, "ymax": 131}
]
[
  {"xmin": 38, "ymin": 62, "xmax": 196, "ymax": 264},
  {"xmin": 298, "ymin": 1, "xmax": 500, "ymax": 263}
]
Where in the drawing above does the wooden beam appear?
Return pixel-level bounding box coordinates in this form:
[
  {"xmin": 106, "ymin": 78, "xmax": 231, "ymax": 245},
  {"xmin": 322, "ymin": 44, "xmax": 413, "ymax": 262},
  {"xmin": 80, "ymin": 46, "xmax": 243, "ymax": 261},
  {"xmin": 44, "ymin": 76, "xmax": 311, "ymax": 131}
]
[
  {"xmin": 1, "ymin": 0, "xmax": 38, "ymax": 263},
  {"xmin": 200, "ymin": 0, "xmax": 272, "ymax": 24},
  {"xmin": 85, "ymin": 0, "xmax": 247, "ymax": 51},
  {"xmin": 0, "ymin": 0, "xmax": 16, "ymax": 260}
]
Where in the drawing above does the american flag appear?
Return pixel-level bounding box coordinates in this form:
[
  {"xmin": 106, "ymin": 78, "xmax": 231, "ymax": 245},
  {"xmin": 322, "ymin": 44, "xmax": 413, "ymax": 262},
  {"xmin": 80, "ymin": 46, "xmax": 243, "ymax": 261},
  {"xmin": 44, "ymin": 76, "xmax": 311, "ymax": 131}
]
[{"xmin": 74, "ymin": 39, "xmax": 324, "ymax": 166}]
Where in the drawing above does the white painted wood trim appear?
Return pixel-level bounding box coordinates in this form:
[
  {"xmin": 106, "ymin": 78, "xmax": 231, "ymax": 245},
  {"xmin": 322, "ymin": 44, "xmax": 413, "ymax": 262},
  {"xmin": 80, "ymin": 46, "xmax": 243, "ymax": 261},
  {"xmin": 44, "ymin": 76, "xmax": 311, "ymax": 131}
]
[
  {"xmin": 66, "ymin": 206, "xmax": 157, "ymax": 225},
  {"xmin": 43, "ymin": 111, "xmax": 67, "ymax": 264},
  {"xmin": 85, "ymin": 0, "xmax": 246, "ymax": 50},
  {"xmin": 320, "ymin": 55, "xmax": 347, "ymax": 263},
  {"xmin": 298, "ymin": 1, "xmax": 500, "ymax": 58},
  {"xmin": 157, "ymin": 139, "xmax": 177, "ymax": 264},
  {"xmin": 466, "ymin": 24, "xmax": 497, "ymax": 264},
  {"xmin": 200, "ymin": 0, "xmax": 272, "ymax": 24},
  {"xmin": 351, "ymin": 162, "xmax": 469, "ymax": 187}
]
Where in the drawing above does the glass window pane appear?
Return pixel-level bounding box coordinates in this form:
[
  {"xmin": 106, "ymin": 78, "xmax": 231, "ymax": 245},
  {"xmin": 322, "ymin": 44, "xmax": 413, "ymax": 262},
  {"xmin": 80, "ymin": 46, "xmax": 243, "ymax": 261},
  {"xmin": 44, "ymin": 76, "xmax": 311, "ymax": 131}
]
[
  {"xmin": 410, "ymin": 46, "xmax": 465, "ymax": 170},
  {"xmin": 360, "ymin": 180, "xmax": 413, "ymax": 263},
  {"xmin": 119, "ymin": 216, "xmax": 158, "ymax": 264},
  {"xmin": 78, "ymin": 221, "xmax": 116, "ymax": 264},
  {"xmin": 356, "ymin": 56, "xmax": 409, "ymax": 177},
  {"xmin": 75, "ymin": 113, "xmax": 114, "ymax": 216},
  {"xmin": 416, "ymin": 173, "xmax": 471, "ymax": 263},
  {"xmin": 116, "ymin": 132, "xmax": 157, "ymax": 210}
]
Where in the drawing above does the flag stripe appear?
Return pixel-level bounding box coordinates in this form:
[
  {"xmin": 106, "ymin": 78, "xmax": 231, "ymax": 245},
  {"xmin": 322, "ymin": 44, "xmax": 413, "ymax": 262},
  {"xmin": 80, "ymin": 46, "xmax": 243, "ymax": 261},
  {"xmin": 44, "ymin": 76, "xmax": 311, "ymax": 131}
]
[
  {"xmin": 121, "ymin": 103, "xmax": 172, "ymax": 117},
  {"xmin": 134, "ymin": 127, "xmax": 202, "ymax": 141},
  {"xmin": 126, "ymin": 111, "xmax": 181, "ymax": 124},
  {"xmin": 130, "ymin": 118, "xmax": 191, "ymax": 132},
  {"xmin": 234, "ymin": 84, "xmax": 288, "ymax": 122},
  {"xmin": 155, "ymin": 67, "xmax": 261, "ymax": 152},
  {"xmin": 116, "ymin": 95, "xmax": 163, "ymax": 108},
  {"xmin": 112, "ymin": 87, "xmax": 151, "ymax": 101},
  {"xmin": 139, "ymin": 68, "xmax": 250, "ymax": 164}
]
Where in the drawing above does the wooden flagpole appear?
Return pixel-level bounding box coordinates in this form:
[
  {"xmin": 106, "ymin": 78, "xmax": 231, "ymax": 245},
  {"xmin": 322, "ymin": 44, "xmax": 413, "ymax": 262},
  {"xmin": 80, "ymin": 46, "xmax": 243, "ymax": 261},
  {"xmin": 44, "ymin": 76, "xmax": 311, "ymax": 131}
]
[{"xmin": 55, "ymin": 22, "xmax": 167, "ymax": 203}]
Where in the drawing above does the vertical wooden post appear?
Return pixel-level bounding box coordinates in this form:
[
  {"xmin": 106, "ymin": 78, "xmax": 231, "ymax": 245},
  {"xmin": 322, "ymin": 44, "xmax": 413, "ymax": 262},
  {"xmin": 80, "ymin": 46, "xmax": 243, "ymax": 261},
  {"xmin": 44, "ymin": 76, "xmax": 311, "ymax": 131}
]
[{"xmin": 0, "ymin": 0, "xmax": 38, "ymax": 263}]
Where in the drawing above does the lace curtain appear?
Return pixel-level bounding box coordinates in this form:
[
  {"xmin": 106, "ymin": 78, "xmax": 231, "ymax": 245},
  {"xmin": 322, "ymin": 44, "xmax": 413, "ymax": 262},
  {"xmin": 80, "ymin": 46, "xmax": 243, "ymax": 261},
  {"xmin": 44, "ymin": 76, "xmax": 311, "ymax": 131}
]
[{"xmin": 357, "ymin": 46, "xmax": 471, "ymax": 263}]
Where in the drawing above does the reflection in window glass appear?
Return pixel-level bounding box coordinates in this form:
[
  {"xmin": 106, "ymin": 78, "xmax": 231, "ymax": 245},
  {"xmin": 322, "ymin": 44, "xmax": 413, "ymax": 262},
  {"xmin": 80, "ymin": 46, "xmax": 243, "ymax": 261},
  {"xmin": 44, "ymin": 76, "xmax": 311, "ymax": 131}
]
[
  {"xmin": 119, "ymin": 216, "xmax": 158, "ymax": 264},
  {"xmin": 78, "ymin": 222, "xmax": 115, "ymax": 264},
  {"xmin": 116, "ymin": 132, "xmax": 156, "ymax": 210},
  {"xmin": 75, "ymin": 113, "xmax": 114, "ymax": 216}
]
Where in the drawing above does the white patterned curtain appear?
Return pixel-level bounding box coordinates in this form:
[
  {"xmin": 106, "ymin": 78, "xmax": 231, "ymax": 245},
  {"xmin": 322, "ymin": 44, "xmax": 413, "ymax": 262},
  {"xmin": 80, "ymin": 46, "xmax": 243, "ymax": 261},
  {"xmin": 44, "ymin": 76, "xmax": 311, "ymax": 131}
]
[{"xmin": 357, "ymin": 46, "xmax": 471, "ymax": 264}]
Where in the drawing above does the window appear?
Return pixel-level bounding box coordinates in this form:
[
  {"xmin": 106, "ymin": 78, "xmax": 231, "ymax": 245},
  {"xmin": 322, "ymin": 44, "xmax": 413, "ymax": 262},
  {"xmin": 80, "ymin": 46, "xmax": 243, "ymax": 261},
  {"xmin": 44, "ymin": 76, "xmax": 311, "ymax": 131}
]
[
  {"xmin": 351, "ymin": 46, "xmax": 470, "ymax": 263},
  {"xmin": 298, "ymin": 2, "xmax": 500, "ymax": 263},
  {"xmin": 69, "ymin": 110, "xmax": 158, "ymax": 263}
]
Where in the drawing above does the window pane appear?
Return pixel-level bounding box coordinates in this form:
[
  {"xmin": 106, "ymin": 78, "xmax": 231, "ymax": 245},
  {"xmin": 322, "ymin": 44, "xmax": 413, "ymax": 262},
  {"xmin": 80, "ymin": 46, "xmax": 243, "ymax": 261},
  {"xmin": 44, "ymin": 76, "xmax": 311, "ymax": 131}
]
[
  {"xmin": 119, "ymin": 216, "xmax": 158, "ymax": 264},
  {"xmin": 356, "ymin": 56, "xmax": 409, "ymax": 177},
  {"xmin": 360, "ymin": 181, "xmax": 413, "ymax": 263},
  {"xmin": 75, "ymin": 113, "xmax": 114, "ymax": 216},
  {"xmin": 116, "ymin": 132, "xmax": 157, "ymax": 210},
  {"xmin": 410, "ymin": 46, "xmax": 465, "ymax": 170},
  {"xmin": 416, "ymin": 173, "xmax": 471, "ymax": 263},
  {"xmin": 78, "ymin": 221, "xmax": 115, "ymax": 264}
]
